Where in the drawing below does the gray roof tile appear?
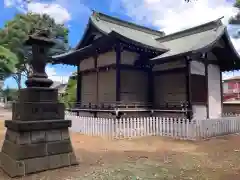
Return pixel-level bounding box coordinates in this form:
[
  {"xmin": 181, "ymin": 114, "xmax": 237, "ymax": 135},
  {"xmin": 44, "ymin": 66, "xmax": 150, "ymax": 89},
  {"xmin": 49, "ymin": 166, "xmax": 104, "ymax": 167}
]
[
  {"xmin": 151, "ymin": 19, "xmax": 226, "ymax": 60},
  {"xmin": 90, "ymin": 12, "xmax": 167, "ymax": 51}
]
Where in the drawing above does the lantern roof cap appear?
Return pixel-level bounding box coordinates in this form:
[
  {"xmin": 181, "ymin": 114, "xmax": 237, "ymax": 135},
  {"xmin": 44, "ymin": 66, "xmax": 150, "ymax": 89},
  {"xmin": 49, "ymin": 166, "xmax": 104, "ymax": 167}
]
[{"xmin": 25, "ymin": 29, "xmax": 55, "ymax": 46}]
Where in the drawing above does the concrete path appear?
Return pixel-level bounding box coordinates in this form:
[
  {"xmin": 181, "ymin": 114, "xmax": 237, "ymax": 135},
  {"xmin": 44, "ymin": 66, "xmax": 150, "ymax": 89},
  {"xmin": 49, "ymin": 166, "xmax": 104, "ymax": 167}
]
[{"xmin": 0, "ymin": 108, "xmax": 12, "ymax": 120}]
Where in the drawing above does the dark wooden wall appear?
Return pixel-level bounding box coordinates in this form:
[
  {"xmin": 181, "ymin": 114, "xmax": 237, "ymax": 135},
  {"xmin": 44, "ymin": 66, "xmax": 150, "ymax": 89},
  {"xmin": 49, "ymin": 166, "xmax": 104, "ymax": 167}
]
[
  {"xmin": 98, "ymin": 70, "xmax": 116, "ymax": 104},
  {"xmin": 153, "ymin": 72, "xmax": 187, "ymax": 107},
  {"xmin": 81, "ymin": 73, "xmax": 97, "ymax": 104},
  {"xmin": 152, "ymin": 59, "xmax": 187, "ymax": 108},
  {"xmin": 120, "ymin": 70, "xmax": 148, "ymax": 104},
  {"xmin": 79, "ymin": 51, "xmax": 117, "ymax": 105}
]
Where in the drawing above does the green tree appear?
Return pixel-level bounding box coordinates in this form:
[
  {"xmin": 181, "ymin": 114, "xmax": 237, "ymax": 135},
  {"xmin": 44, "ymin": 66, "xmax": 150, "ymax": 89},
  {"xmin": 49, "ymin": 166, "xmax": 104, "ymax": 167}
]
[
  {"xmin": 61, "ymin": 74, "xmax": 77, "ymax": 108},
  {"xmin": 0, "ymin": 13, "xmax": 70, "ymax": 89},
  {"xmin": 229, "ymin": 0, "xmax": 240, "ymax": 25},
  {"xmin": 0, "ymin": 46, "xmax": 18, "ymax": 79},
  {"xmin": 235, "ymin": 0, "xmax": 240, "ymax": 8}
]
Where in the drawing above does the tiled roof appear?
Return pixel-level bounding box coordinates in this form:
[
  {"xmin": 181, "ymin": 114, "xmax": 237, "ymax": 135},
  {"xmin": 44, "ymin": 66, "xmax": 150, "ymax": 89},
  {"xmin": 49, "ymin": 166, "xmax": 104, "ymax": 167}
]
[
  {"xmin": 89, "ymin": 12, "xmax": 167, "ymax": 51},
  {"xmin": 151, "ymin": 18, "xmax": 226, "ymax": 60}
]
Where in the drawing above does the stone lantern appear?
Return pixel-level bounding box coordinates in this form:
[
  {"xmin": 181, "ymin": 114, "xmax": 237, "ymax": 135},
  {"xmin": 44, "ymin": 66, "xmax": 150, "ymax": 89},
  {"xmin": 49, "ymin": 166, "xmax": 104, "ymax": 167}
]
[
  {"xmin": 24, "ymin": 29, "xmax": 55, "ymax": 88},
  {"xmin": 0, "ymin": 29, "xmax": 78, "ymax": 177}
]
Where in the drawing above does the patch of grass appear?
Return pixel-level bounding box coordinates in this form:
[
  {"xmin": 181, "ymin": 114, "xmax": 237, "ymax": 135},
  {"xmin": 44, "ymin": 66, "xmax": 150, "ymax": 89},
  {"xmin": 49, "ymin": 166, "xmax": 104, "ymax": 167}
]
[
  {"xmin": 79, "ymin": 151, "xmax": 240, "ymax": 180},
  {"xmin": 81, "ymin": 156, "xmax": 196, "ymax": 180},
  {"xmin": 82, "ymin": 161, "xmax": 175, "ymax": 180}
]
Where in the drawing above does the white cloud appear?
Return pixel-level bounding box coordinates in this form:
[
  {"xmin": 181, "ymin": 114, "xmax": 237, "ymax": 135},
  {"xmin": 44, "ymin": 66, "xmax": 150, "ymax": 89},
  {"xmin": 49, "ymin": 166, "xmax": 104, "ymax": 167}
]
[
  {"xmin": 27, "ymin": 2, "xmax": 71, "ymax": 24},
  {"xmin": 46, "ymin": 66, "xmax": 69, "ymax": 83},
  {"xmin": 222, "ymin": 71, "xmax": 235, "ymax": 80},
  {"xmin": 4, "ymin": 0, "xmax": 14, "ymax": 7},
  {"xmin": 4, "ymin": 0, "xmax": 90, "ymax": 24},
  {"xmin": 115, "ymin": 0, "xmax": 238, "ymax": 34}
]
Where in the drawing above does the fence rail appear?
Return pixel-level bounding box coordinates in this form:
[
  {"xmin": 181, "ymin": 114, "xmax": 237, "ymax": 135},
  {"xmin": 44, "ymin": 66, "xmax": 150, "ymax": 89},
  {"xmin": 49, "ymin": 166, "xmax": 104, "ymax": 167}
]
[{"xmin": 66, "ymin": 112, "xmax": 240, "ymax": 140}]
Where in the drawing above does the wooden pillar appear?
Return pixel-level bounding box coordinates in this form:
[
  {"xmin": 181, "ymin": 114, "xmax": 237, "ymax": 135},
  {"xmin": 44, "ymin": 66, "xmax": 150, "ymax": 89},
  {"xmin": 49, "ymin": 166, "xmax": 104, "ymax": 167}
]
[
  {"xmin": 185, "ymin": 57, "xmax": 192, "ymax": 119},
  {"xmin": 76, "ymin": 65, "xmax": 82, "ymax": 107},
  {"xmin": 115, "ymin": 43, "xmax": 121, "ymax": 102},
  {"xmin": 204, "ymin": 55, "xmax": 209, "ymax": 119},
  {"xmin": 148, "ymin": 66, "xmax": 154, "ymax": 106},
  {"xmin": 94, "ymin": 54, "xmax": 99, "ymax": 105}
]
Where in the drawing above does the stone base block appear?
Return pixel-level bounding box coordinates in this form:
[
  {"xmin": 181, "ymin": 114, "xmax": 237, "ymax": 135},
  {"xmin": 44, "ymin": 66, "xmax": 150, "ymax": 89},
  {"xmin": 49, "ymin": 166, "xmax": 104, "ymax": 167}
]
[
  {"xmin": 1, "ymin": 139, "xmax": 73, "ymax": 160},
  {"xmin": 19, "ymin": 87, "xmax": 58, "ymax": 103},
  {"xmin": 12, "ymin": 102, "xmax": 65, "ymax": 121},
  {"xmin": 0, "ymin": 150, "xmax": 78, "ymax": 177},
  {"xmin": 5, "ymin": 119, "xmax": 71, "ymax": 131},
  {"xmin": 0, "ymin": 127, "xmax": 78, "ymax": 178}
]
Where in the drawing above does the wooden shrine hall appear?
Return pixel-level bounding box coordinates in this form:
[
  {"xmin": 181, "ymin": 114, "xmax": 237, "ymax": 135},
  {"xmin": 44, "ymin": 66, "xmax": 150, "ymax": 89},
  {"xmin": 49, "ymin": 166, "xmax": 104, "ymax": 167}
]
[{"xmin": 52, "ymin": 11, "xmax": 240, "ymax": 119}]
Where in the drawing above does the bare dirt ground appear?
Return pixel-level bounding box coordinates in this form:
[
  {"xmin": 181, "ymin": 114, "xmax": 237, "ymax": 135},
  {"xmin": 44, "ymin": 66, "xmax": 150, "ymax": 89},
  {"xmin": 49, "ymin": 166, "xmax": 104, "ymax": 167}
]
[{"xmin": 0, "ymin": 110, "xmax": 239, "ymax": 179}]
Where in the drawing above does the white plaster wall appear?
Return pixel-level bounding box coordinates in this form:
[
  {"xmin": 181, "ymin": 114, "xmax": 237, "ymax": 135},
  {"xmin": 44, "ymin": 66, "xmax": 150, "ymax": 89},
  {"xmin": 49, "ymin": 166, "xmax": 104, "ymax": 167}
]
[
  {"xmin": 192, "ymin": 105, "xmax": 207, "ymax": 120},
  {"xmin": 190, "ymin": 61, "xmax": 205, "ymax": 75},
  {"xmin": 97, "ymin": 51, "xmax": 116, "ymax": 67},
  {"xmin": 208, "ymin": 64, "xmax": 222, "ymax": 118},
  {"xmin": 79, "ymin": 57, "xmax": 94, "ymax": 71},
  {"xmin": 121, "ymin": 51, "xmax": 139, "ymax": 65}
]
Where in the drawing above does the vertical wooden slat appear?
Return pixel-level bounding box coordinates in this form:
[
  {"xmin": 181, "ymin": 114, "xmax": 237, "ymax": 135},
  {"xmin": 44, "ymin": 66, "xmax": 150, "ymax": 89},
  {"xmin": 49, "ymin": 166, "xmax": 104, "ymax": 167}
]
[
  {"xmin": 160, "ymin": 117, "xmax": 163, "ymax": 136},
  {"xmin": 137, "ymin": 118, "xmax": 140, "ymax": 136},
  {"xmin": 144, "ymin": 117, "xmax": 147, "ymax": 136},
  {"xmin": 185, "ymin": 58, "xmax": 192, "ymax": 119}
]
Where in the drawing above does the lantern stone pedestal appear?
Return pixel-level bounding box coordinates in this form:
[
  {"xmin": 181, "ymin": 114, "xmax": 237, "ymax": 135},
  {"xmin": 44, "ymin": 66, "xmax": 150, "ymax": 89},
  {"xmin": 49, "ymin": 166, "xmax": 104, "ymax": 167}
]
[{"xmin": 0, "ymin": 30, "xmax": 78, "ymax": 178}]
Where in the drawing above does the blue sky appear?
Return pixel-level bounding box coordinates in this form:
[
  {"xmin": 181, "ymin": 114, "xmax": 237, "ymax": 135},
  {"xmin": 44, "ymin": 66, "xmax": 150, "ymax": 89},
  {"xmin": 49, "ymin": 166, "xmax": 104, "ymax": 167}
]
[{"xmin": 1, "ymin": 0, "xmax": 240, "ymax": 88}]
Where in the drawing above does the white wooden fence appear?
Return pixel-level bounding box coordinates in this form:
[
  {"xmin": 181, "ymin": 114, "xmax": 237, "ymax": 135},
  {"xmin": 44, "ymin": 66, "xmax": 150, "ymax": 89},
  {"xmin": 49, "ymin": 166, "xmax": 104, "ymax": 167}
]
[{"xmin": 66, "ymin": 112, "xmax": 240, "ymax": 140}]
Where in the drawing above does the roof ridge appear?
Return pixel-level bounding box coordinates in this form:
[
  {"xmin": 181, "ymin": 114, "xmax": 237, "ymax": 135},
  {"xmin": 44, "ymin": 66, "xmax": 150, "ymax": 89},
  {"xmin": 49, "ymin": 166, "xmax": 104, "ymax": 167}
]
[
  {"xmin": 157, "ymin": 17, "xmax": 224, "ymax": 42},
  {"xmin": 91, "ymin": 11, "xmax": 165, "ymax": 37}
]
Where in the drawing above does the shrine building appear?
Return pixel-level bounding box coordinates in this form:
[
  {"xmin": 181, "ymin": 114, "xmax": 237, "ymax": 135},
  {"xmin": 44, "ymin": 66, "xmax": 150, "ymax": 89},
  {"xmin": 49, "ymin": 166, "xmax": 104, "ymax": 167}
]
[{"xmin": 52, "ymin": 11, "xmax": 240, "ymax": 119}]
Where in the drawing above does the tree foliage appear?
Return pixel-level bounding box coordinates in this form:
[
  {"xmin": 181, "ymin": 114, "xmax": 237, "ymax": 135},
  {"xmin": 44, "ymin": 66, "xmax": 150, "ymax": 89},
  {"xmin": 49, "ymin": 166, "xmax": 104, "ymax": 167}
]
[
  {"xmin": 0, "ymin": 46, "xmax": 18, "ymax": 79},
  {"xmin": 0, "ymin": 13, "xmax": 70, "ymax": 89},
  {"xmin": 229, "ymin": 0, "xmax": 240, "ymax": 26},
  {"xmin": 235, "ymin": 0, "xmax": 240, "ymax": 8},
  {"xmin": 61, "ymin": 76, "xmax": 77, "ymax": 108}
]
